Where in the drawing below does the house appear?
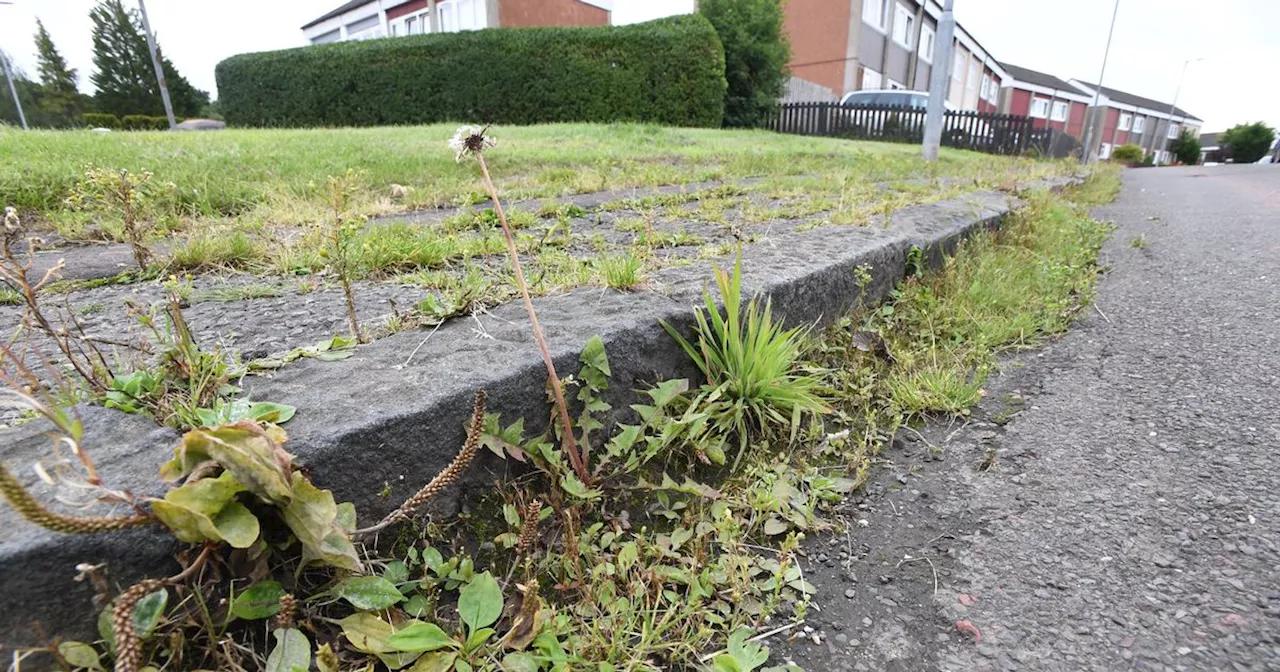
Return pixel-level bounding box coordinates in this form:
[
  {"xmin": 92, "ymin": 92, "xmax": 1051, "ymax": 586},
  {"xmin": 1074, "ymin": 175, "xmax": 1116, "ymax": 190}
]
[
  {"xmin": 1198, "ymin": 132, "xmax": 1224, "ymax": 164},
  {"xmin": 997, "ymin": 63, "xmax": 1091, "ymax": 140},
  {"xmin": 302, "ymin": 0, "xmax": 612, "ymax": 44},
  {"xmin": 782, "ymin": 0, "xmax": 1007, "ymax": 112},
  {"xmin": 1067, "ymin": 80, "xmax": 1202, "ymax": 164}
]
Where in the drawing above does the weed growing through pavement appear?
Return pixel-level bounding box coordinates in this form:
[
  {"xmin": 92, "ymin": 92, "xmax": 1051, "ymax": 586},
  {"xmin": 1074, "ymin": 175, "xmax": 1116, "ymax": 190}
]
[
  {"xmin": 322, "ymin": 170, "xmax": 367, "ymax": 342},
  {"xmin": 64, "ymin": 167, "xmax": 166, "ymax": 270}
]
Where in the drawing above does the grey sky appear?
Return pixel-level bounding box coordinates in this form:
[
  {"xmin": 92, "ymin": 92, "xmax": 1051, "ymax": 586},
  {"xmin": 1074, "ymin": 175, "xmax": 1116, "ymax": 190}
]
[{"xmin": 1, "ymin": 0, "xmax": 1273, "ymax": 133}]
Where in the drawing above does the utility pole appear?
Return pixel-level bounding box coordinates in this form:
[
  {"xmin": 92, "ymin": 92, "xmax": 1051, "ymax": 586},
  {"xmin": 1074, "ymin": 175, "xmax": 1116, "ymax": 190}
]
[
  {"xmin": 922, "ymin": 0, "xmax": 955, "ymax": 161},
  {"xmin": 1157, "ymin": 57, "xmax": 1200, "ymax": 165},
  {"xmin": 1080, "ymin": 0, "xmax": 1120, "ymax": 165},
  {"xmin": 0, "ymin": 0, "xmax": 25, "ymax": 130},
  {"xmin": 136, "ymin": 0, "xmax": 176, "ymax": 129}
]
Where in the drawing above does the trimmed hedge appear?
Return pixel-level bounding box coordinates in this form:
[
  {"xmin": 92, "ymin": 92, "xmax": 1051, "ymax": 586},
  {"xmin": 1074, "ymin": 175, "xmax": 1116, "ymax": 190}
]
[
  {"xmin": 122, "ymin": 115, "xmax": 172, "ymax": 131},
  {"xmin": 82, "ymin": 112, "xmax": 121, "ymax": 129},
  {"xmin": 215, "ymin": 15, "xmax": 726, "ymax": 128}
]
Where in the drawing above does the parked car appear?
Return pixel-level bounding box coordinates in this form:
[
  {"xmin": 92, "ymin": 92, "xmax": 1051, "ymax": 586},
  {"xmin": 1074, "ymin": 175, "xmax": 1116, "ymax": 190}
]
[{"xmin": 838, "ymin": 90, "xmax": 992, "ymax": 145}]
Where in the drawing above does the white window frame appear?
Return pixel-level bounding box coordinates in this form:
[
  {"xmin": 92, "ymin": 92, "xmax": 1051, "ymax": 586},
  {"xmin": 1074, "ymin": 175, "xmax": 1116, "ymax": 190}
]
[
  {"xmin": 1050, "ymin": 101, "xmax": 1068, "ymax": 122},
  {"xmin": 863, "ymin": 0, "xmax": 888, "ymax": 31},
  {"xmin": 1132, "ymin": 117, "xmax": 1145, "ymax": 133},
  {"xmin": 1118, "ymin": 113, "xmax": 1132, "ymax": 131},
  {"xmin": 980, "ymin": 74, "xmax": 991, "ymax": 100},
  {"xmin": 1167, "ymin": 123, "xmax": 1179, "ymax": 139},
  {"xmin": 1099, "ymin": 143, "xmax": 1112, "ymax": 159},
  {"xmin": 892, "ymin": 4, "xmax": 914, "ymax": 49},
  {"xmin": 1029, "ymin": 97, "xmax": 1050, "ymax": 119},
  {"xmin": 919, "ymin": 25, "xmax": 935, "ymax": 63},
  {"xmin": 967, "ymin": 62, "xmax": 979, "ymax": 91},
  {"xmin": 861, "ymin": 68, "xmax": 883, "ymax": 90}
]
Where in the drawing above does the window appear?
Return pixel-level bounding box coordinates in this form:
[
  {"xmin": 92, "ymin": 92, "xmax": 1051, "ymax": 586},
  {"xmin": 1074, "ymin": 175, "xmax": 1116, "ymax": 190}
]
[
  {"xmin": 861, "ymin": 68, "xmax": 882, "ymax": 90},
  {"xmin": 1118, "ymin": 113, "xmax": 1132, "ymax": 131},
  {"xmin": 952, "ymin": 51, "xmax": 965, "ymax": 83},
  {"xmin": 405, "ymin": 16, "xmax": 418, "ymax": 34},
  {"xmin": 439, "ymin": 0, "xmax": 485, "ymax": 32},
  {"xmin": 980, "ymin": 74, "xmax": 991, "ymax": 100},
  {"xmin": 1099, "ymin": 143, "xmax": 1112, "ymax": 159},
  {"xmin": 967, "ymin": 62, "xmax": 979, "ymax": 91},
  {"xmin": 389, "ymin": 23, "xmax": 398, "ymax": 36},
  {"xmin": 1029, "ymin": 97, "xmax": 1050, "ymax": 119},
  {"xmin": 1132, "ymin": 117, "xmax": 1145, "ymax": 133},
  {"xmin": 1050, "ymin": 101, "xmax": 1069, "ymax": 122},
  {"xmin": 863, "ymin": 0, "xmax": 888, "ymax": 30},
  {"xmin": 892, "ymin": 4, "xmax": 914, "ymax": 49},
  {"xmin": 311, "ymin": 28, "xmax": 341, "ymax": 44},
  {"xmin": 919, "ymin": 25, "xmax": 935, "ymax": 62},
  {"xmin": 1167, "ymin": 123, "xmax": 1179, "ymax": 139}
]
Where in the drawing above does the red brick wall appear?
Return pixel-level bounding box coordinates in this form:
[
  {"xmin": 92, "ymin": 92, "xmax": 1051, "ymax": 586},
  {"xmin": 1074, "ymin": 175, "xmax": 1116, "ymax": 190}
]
[
  {"xmin": 783, "ymin": 0, "xmax": 851, "ymax": 95},
  {"xmin": 1066, "ymin": 101, "xmax": 1085, "ymax": 138},
  {"xmin": 1008, "ymin": 89, "xmax": 1031, "ymax": 116},
  {"xmin": 388, "ymin": 0, "xmax": 429, "ymax": 20},
  {"xmin": 497, "ymin": 0, "xmax": 608, "ymax": 27}
]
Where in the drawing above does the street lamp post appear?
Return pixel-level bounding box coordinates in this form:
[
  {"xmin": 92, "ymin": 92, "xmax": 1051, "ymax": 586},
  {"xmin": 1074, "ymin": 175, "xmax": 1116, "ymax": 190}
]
[
  {"xmin": 137, "ymin": 0, "xmax": 177, "ymax": 130},
  {"xmin": 1156, "ymin": 57, "xmax": 1201, "ymax": 165},
  {"xmin": 922, "ymin": 0, "xmax": 956, "ymax": 161},
  {"xmin": 1080, "ymin": 0, "xmax": 1120, "ymax": 165},
  {"xmin": 0, "ymin": 0, "xmax": 26, "ymax": 130}
]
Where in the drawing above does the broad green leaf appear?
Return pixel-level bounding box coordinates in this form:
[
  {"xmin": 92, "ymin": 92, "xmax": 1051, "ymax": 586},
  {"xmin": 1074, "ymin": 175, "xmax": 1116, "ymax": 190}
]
[
  {"xmin": 336, "ymin": 502, "xmax": 357, "ymax": 532},
  {"xmin": 560, "ymin": 473, "xmax": 602, "ymax": 502},
  {"xmin": 230, "ymin": 581, "xmax": 287, "ymax": 620},
  {"xmin": 386, "ymin": 622, "xmax": 457, "ymax": 653},
  {"xmin": 149, "ymin": 472, "xmax": 260, "ymax": 548},
  {"xmin": 384, "ymin": 560, "xmax": 410, "ymax": 587},
  {"xmin": 457, "ymin": 572, "xmax": 503, "ymax": 633},
  {"xmin": 463, "ymin": 627, "xmax": 495, "ymax": 653},
  {"xmin": 333, "ymin": 576, "xmax": 405, "ymax": 610},
  {"xmin": 404, "ymin": 594, "xmax": 431, "ymax": 617},
  {"xmin": 762, "ymin": 517, "xmax": 789, "ymax": 536},
  {"xmin": 247, "ymin": 402, "xmax": 297, "ymax": 424},
  {"xmin": 180, "ymin": 422, "xmax": 295, "ymax": 504},
  {"xmin": 57, "ymin": 641, "xmax": 102, "ymax": 670},
  {"xmin": 410, "ymin": 652, "xmax": 459, "ymax": 672},
  {"xmin": 133, "ymin": 589, "xmax": 168, "ymax": 640},
  {"xmin": 500, "ymin": 652, "xmax": 539, "ymax": 672},
  {"xmin": 646, "ymin": 378, "xmax": 689, "ymax": 407},
  {"xmin": 265, "ymin": 628, "xmax": 311, "ymax": 672},
  {"xmin": 455, "ymin": 660, "xmax": 473, "ymax": 672},
  {"xmin": 580, "ymin": 335, "xmax": 611, "ymax": 379},
  {"xmin": 339, "ymin": 613, "xmax": 422, "ymax": 669},
  {"xmin": 281, "ymin": 473, "xmax": 362, "ymax": 572}
]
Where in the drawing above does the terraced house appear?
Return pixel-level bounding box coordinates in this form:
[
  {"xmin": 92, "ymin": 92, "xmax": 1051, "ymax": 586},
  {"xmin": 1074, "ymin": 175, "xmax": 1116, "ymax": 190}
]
[
  {"xmin": 998, "ymin": 63, "xmax": 1092, "ymax": 140},
  {"xmin": 1067, "ymin": 80, "xmax": 1202, "ymax": 165},
  {"xmin": 302, "ymin": 0, "xmax": 612, "ymax": 44},
  {"xmin": 783, "ymin": 0, "xmax": 1007, "ymax": 112}
]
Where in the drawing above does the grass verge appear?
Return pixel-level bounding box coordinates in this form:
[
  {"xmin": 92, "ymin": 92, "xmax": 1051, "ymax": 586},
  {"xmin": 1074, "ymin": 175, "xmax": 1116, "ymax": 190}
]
[{"xmin": 6, "ymin": 171, "xmax": 1118, "ymax": 671}]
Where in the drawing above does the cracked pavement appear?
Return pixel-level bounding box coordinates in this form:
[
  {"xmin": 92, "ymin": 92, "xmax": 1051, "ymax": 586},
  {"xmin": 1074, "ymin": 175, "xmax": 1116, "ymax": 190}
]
[{"xmin": 779, "ymin": 164, "xmax": 1280, "ymax": 671}]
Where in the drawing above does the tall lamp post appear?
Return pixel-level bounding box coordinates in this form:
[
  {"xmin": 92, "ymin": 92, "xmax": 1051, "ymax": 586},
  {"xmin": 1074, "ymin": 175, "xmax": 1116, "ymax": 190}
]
[
  {"xmin": 1080, "ymin": 0, "xmax": 1120, "ymax": 165},
  {"xmin": 0, "ymin": 0, "xmax": 27, "ymax": 130},
  {"xmin": 1157, "ymin": 57, "xmax": 1201, "ymax": 165},
  {"xmin": 137, "ymin": 0, "xmax": 176, "ymax": 129},
  {"xmin": 922, "ymin": 0, "xmax": 956, "ymax": 161}
]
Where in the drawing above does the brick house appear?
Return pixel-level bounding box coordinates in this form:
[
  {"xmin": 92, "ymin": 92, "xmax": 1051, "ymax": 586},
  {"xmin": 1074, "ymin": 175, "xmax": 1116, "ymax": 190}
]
[
  {"xmin": 302, "ymin": 0, "xmax": 612, "ymax": 44},
  {"xmin": 998, "ymin": 63, "xmax": 1091, "ymax": 140},
  {"xmin": 782, "ymin": 0, "xmax": 1007, "ymax": 112},
  {"xmin": 1067, "ymin": 80, "xmax": 1202, "ymax": 164}
]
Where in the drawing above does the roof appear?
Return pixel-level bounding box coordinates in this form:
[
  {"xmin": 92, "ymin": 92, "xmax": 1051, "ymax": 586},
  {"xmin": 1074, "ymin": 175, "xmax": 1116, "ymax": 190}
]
[
  {"xmin": 302, "ymin": 0, "xmax": 376, "ymax": 30},
  {"xmin": 1072, "ymin": 81, "xmax": 1201, "ymax": 121},
  {"xmin": 1000, "ymin": 63, "xmax": 1077, "ymax": 92}
]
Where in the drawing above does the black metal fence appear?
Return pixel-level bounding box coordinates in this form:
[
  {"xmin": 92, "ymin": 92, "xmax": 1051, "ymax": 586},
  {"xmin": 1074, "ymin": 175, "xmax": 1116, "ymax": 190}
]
[{"xmin": 767, "ymin": 102, "xmax": 1079, "ymax": 158}]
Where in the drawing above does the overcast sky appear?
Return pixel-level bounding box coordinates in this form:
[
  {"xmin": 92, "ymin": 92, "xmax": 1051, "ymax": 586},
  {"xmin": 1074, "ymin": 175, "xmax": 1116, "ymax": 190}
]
[{"xmin": 0, "ymin": 0, "xmax": 1274, "ymax": 133}]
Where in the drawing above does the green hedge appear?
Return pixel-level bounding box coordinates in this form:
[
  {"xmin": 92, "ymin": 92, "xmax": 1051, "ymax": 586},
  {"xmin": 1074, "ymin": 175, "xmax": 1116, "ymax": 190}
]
[
  {"xmin": 82, "ymin": 113, "xmax": 121, "ymax": 129},
  {"xmin": 215, "ymin": 15, "xmax": 726, "ymax": 128},
  {"xmin": 122, "ymin": 115, "xmax": 172, "ymax": 131}
]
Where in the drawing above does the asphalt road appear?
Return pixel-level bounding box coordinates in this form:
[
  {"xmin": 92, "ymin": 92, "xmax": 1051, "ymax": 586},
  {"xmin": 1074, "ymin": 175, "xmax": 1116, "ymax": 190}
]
[{"xmin": 782, "ymin": 164, "xmax": 1280, "ymax": 671}]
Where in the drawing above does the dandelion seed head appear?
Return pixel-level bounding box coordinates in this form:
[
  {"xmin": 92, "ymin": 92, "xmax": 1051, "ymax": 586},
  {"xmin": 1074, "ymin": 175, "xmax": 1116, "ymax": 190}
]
[{"xmin": 449, "ymin": 125, "xmax": 496, "ymax": 162}]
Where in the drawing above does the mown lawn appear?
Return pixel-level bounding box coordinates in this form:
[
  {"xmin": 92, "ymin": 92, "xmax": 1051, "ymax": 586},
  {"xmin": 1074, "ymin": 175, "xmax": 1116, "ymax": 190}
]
[{"xmin": 1, "ymin": 122, "xmax": 1069, "ymax": 222}]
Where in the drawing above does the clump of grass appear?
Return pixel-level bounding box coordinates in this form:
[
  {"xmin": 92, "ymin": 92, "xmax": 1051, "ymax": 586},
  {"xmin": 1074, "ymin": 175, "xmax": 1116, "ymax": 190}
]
[
  {"xmin": 1129, "ymin": 234, "xmax": 1147, "ymax": 249},
  {"xmin": 192, "ymin": 283, "xmax": 285, "ymax": 303},
  {"xmin": 663, "ymin": 253, "xmax": 828, "ymax": 468},
  {"xmin": 595, "ymin": 252, "xmax": 646, "ymax": 291},
  {"xmin": 168, "ymin": 231, "xmax": 263, "ymax": 271}
]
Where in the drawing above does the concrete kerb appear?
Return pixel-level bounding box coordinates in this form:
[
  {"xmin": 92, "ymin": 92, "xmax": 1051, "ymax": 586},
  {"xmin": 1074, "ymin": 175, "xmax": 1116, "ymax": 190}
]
[{"xmin": 0, "ymin": 180, "xmax": 1075, "ymax": 644}]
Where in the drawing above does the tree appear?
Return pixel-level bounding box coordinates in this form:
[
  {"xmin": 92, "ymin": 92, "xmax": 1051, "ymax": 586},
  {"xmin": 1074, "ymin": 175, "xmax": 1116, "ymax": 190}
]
[
  {"xmin": 699, "ymin": 0, "xmax": 791, "ymax": 128},
  {"xmin": 33, "ymin": 19, "xmax": 85, "ymax": 126},
  {"xmin": 1221, "ymin": 122, "xmax": 1276, "ymax": 164},
  {"xmin": 1168, "ymin": 130, "xmax": 1200, "ymax": 166},
  {"xmin": 89, "ymin": 0, "xmax": 208, "ymax": 118}
]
